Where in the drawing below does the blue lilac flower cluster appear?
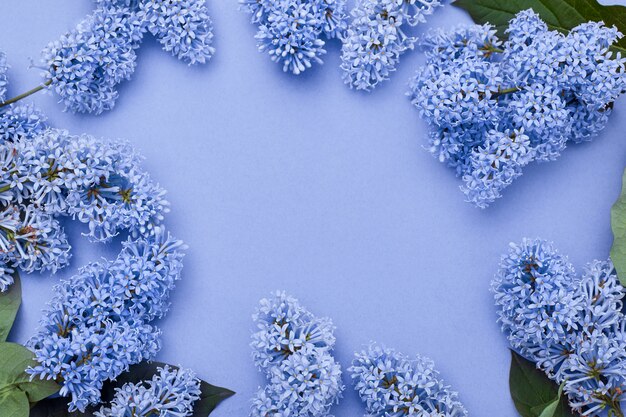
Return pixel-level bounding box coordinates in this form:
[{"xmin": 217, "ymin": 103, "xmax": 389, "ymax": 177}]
[
  {"xmin": 493, "ymin": 238, "xmax": 626, "ymax": 416},
  {"xmin": 251, "ymin": 291, "xmax": 343, "ymax": 416},
  {"xmin": 40, "ymin": 0, "xmax": 214, "ymax": 114},
  {"xmin": 0, "ymin": 62, "xmax": 59, "ymax": 291},
  {"xmin": 341, "ymin": 0, "xmax": 441, "ymax": 91},
  {"xmin": 0, "ymin": 51, "xmax": 8, "ymax": 102},
  {"xmin": 350, "ymin": 343, "xmax": 467, "ymax": 417},
  {"xmin": 408, "ymin": 10, "xmax": 626, "ymax": 208},
  {"xmin": 0, "ymin": 123, "xmax": 170, "ymax": 292},
  {"xmin": 27, "ymin": 231, "xmax": 185, "ymax": 411},
  {"xmin": 95, "ymin": 365, "xmax": 201, "ymax": 417},
  {"xmin": 240, "ymin": 0, "xmax": 347, "ymax": 74}
]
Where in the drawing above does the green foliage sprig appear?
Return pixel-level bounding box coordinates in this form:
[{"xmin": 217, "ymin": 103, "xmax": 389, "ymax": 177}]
[{"xmin": 454, "ymin": 0, "xmax": 626, "ymax": 54}]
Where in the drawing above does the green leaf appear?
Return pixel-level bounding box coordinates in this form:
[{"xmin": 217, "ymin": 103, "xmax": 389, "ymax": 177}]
[
  {"xmin": 509, "ymin": 351, "xmax": 575, "ymax": 417},
  {"xmin": 0, "ymin": 342, "xmax": 60, "ymax": 405},
  {"xmin": 612, "ymin": 168, "xmax": 626, "ymax": 286},
  {"xmin": 0, "ymin": 388, "xmax": 29, "ymax": 417},
  {"xmin": 534, "ymin": 384, "xmax": 565, "ymax": 417},
  {"xmin": 454, "ymin": 0, "xmax": 626, "ymax": 54},
  {"xmin": 0, "ymin": 272, "xmax": 21, "ymax": 342},
  {"xmin": 29, "ymin": 397, "xmax": 88, "ymax": 417},
  {"xmin": 34, "ymin": 361, "xmax": 234, "ymax": 417}
]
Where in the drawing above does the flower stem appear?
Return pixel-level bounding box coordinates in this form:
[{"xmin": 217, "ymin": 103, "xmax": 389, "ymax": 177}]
[
  {"xmin": 493, "ymin": 86, "xmax": 521, "ymax": 99},
  {"xmin": 0, "ymin": 79, "xmax": 51, "ymax": 108}
]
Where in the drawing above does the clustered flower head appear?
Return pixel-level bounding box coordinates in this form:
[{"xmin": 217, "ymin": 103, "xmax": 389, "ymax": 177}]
[
  {"xmin": 0, "ymin": 48, "xmax": 193, "ymax": 413},
  {"xmin": 40, "ymin": 0, "xmax": 214, "ymax": 114},
  {"xmin": 27, "ymin": 231, "xmax": 186, "ymax": 412},
  {"xmin": 240, "ymin": 0, "xmax": 347, "ymax": 74},
  {"xmin": 408, "ymin": 10, "xmax": 626, "ymax": 208},
  {"xmin": 95, "ymin": 365, "xmax": 201, "ymax": 417},
  {"xmin": 341, "ymin": 0, "xmax": 441, "ymax": 91},
  {"xmin": 493, "ymin": 238, "xmax": 626, "ymax": 416},
  {"xmin": 350, "ymin": 343, "xmax": 467, "ymax": 417},
  {"xmin": 1, "ymin": 103, "xmax": 167, "ymax": 279},
  {"xmin": 0, "ymin": 51, "xmax": 8, "ymax": 101},
  {"xmin": 250, "ymin": 291, "xmax": 344, "ymax": 416},
  {"xmin": 0, "ymin": 123, "xmax": 169, "ymax": 292}
]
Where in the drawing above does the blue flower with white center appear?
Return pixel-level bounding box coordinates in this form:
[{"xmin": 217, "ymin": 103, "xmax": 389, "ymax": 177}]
[
  {"xmin": 0, "ymin": 205, "xmax": 71, "ymax": 276},
  {"xmin": 341, "ymin": 0, "xmax": 441, "ymax": 91},
  {"xmin": 492, "ymin": 239, "xmax": 583, "ymax": 378},
  {"xmin": 461, "ymin": 129, "xmax": 533, "ymax": 208},
  {"xmin": 252, "ymin": 346, "xmax": 343, "ymax": 417},
  {"xmin": 504, "ymin": 8, "xmax": 547, "ymax": 50},
  {"xmin": 241, "ymin": 0, "xmax": 347, "ymax": 74},
  {"xmin": 140, "ymin": 0, "xmax": 215, "ymax": 64},
  {"xmin": 29, "ymin": 1, "xmax": 214, "ymax": 114},
  {"xmin": 27, "ymin": 231, "xmax": 185, "ymax": 411},
  {"xmin": 494, "ymin": 239, "xmax": 626, "ymax": 415},
  {"xmin": 409, "ymin": 9, "xmax": 626, "ymax": 208},
  {"xmin": 95, "ymin": 366, "xmax": 202, "ymax": 417},
  {"xmin": 0, "ymin": 51, "xmax": 8, "ymax": 102},
  {"xmin": 563, "ymin": 330, "xmax": 626, "ymax": 416},
  {"xmin": 0, "ymin": 262, "xmax": 13, "ymax": 292},
  {"xmin": 350, "ymin": 343, "xmax": 467, "ymax": 417},
  {"xmin": 0, "ymin": 104, "xmax": 48, "ymax": 143},
  {"xmin": 16, "ymin": 128, "xmax": 168, "ymax": 241},
  {"xmin": 251, "ymin": 292, "xmax": 343, "ymax": 417},
  {"xmin": 40, "ymin": 5, "xmax": 142, "ymax": 114}
]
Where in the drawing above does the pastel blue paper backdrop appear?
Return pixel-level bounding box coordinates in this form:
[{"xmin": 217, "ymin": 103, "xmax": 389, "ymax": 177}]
[{"xmin": 2, "ymin": 1, "xmax": 626, "ymax": 415}]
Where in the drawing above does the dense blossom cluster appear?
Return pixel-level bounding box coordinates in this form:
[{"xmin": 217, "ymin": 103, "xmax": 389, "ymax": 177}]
[
  {"xmin": 0, "ymin": 51, "xmax": 8, "ymax": 102},
  {"xmin": 140, "ymin": 0, "xmax": 215, "ymax": 64},
  {"xmin": 27, "ymin": 231, "xmax": 185, "ymax": 411},
  {"xmin": 409, "ymin": 10, "xmax": 626, "ymax": 208},
  {"xmin": 350, "ymin": 343, "xmax": 467, "ymax": 417},
  {"xmin": 240, "ymin": 0, "xmax": 347, "ymax": 74},
  {"xmin": 0, "ymin": 51, "xmax": 191, "ymax": 413},
  {"xmin": 251, "ymin": 292, "xmax": 343, "ymax": 416},
  {"xmin": 0, "ymin": 123, "xmax": 170, "ymax": 292},
  {"xmin": 95, "ymin": 366, "xmax": 201, "ymax": 417},
  {"xmin": 40, "ymin": 0, "xmax": 214, "ymax": 113},
  {"xmin": 341, "ymin": 0, "xmax": 441, "ymax": 90},
  {"xmin": 493, "ymin": 238, "xmax": 626, "ymax": 416}
]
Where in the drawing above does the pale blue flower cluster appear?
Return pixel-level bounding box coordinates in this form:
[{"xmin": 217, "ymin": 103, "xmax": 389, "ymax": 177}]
[
  {"xmin": 0, "ymin": 51, "xmax": 8, "ymax": 101},
  {"xmin": 41, "ymin": 5, "xmax": 143, "ymax": 114},
  {"xmin": 28, "ymin": 231, "xmax": 186, "ymax": 412},
  {"xmin": 408, "ymin": 10, "xmax": 626, "ymax": 208},
  {"xmin": 341, "ymin": 0, "xmax": 441, "ymax": 90},
  {"xmin": 251, "ymin": 291, "xmax": 343, "ymax": 417},
  {"xmin": 95, "ymin": 365, "xmax": 201, "ymax": 417},
  {"xmin": 0, "ymin": 103, "xmax": 48, "ymax": 142},
  {"xmin": 350, "ymin": 343, "xmax": 467, "ymax": 417},
  {"xmin": 241, "ymin": 0, "xmax": 347, "ymax": 74},
  {"xmin": 493, "ymin": 238, "xmax": 626, "ymax": 416},
  {"xmin": 140, "ymin": 0, "xmax": 215, "ymax": 64},
  {"xmin": 41, "ymin": 0, "xmax": 214, "ymax": 114},
  {"xmin": 2, "ymin": 128, "xmax": 168, "ymax": 243}
]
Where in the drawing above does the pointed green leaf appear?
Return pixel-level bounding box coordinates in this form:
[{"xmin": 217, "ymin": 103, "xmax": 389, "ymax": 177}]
[
  {"xmin": 192, "ymin": 380, "xmax": 235, "ymax": 417},
  {"xmin": 0, "ymin": 388, "xmax": 29, "ymax": 417},
  {"xmin": 612, "ymin": 168, "xmax": 626, "ymax": 285},
  {"xmin": 0, "ymin": 342, "xmax": 60, "ymax": 404},
  {"xmin": 509, "ymin": 351, "xmax": 575, "ymax": 417},
  {"xmin": 0, "ymin": 272, "xmax": 21, "ymax": 341},
  {"xmin": 454, "ymin": 0, "xmax": 626, "ymax": 54}
]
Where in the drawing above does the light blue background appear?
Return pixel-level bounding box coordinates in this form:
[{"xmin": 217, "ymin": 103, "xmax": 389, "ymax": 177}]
[{"xmin": 2, "ymin": 1, "xmax": 626, "ymax": 415}]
